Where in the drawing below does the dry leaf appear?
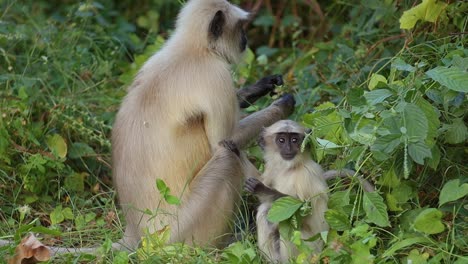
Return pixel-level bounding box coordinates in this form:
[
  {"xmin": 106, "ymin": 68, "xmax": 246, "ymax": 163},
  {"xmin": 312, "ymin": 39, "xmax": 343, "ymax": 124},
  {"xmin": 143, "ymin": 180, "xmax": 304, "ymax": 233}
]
[{"xmin": 9, "ymin": 233, "xmax": 51, "ymax": 264}]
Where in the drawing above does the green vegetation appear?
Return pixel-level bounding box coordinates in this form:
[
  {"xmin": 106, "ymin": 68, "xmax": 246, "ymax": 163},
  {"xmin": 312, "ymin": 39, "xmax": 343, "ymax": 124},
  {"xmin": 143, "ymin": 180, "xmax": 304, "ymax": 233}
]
[{"xmin": 1, "ymin": 0, "xmax": 466, "ymax": 263}]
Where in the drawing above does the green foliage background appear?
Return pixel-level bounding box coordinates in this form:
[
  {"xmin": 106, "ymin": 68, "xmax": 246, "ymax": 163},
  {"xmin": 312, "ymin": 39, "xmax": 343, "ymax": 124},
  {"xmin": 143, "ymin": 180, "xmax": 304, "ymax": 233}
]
[{"xmin": 0, "ymin": 0, "xmax": 466, "ymax": 263}]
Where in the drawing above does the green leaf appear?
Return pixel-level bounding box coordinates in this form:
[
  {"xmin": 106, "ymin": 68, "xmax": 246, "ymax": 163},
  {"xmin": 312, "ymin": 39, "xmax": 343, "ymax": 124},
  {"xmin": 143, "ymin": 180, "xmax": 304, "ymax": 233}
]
[
  {"xmin": 439, "ymin": 179, "xmax": 468, "ymax": 207},
  {"xmin": 368, "ymin": 73, "xmax": 387, "ymax": 90},
  {"xmin": 403, "ymin": 103, "xmax": 428, "ymax": 140},
  {"xmin": 445, "ymin": 118, "xmax": 467, "ymax": 144},
  {"xmin": 413, "ymin": 208, "xmax": 445, "ymax": 234},
  {"xmin": 363, "ymin": 192, "xmax": 390, "ymax": 227},
  {"xmin": 68, "ymin": 142, "xmax": 95, "ymax": 159},
  {"xmin": 426, "ymin": 67, "xmax": 468, "ymax": 92},
  {"xmin": 364, "ymin": 89, "xmax": 393, "ymax": 105},
  {"xmin": 113, "ymin": 251, "xmax": 130, "ymax": 264},
  {"xmin": 165, "ymin": 195, "xmax": 181, "ymax": 205},
  {"xmin": 64, "ymin": 172, "xmax": 86, "ymax": 192},
  {"xmin": 383, "ymin": 237, "xmax": 433, "ymax": 258},
  {"xmin": 75, "ymin": 215, "xmax": 86, "ymax": 230},
  {"xmin": 156, "ymin": 179, "xmax": 168, "ymax": 194},
  {"xmin": 325, "ymin": 209, "xmax": 351, "ymax": 231},
  {"xmin": 392, "ymin": 58, "xmax": 416, "ymax": 72},
  {"xmin": 370, "ymin": 134, "xmax": 401, "ymax": 154},
  {"xmin": 408, "ymin": 141, "xmax": 432, "ymax": 165},
  {"xmin": 267, "ymin": 196, "xmax": 303, "ymax": 223},
  {"xmin": 50, "ymin": 206, "xmax": 65, "ymax": 225},
  {"xmin": 85, "ymin": 212, "xmax": 97, "ymax": 222},
  {"xmin": 62, "ymin": 207, "xmax": 74, "ymax": 220},
  {"xmin": 46, "ymin": 134, "xmax": 67, "ymax": 159},
  {"xmin": 399, "ymin": 0, "xmax": 448, "ymax": 29}
]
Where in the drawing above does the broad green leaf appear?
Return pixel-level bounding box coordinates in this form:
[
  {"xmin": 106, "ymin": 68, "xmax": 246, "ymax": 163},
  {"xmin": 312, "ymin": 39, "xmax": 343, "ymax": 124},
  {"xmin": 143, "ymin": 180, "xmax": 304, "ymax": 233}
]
[
  {"xmin": 408, "ymin": 141, "xmax": 432, "ymax": 165},
  {"xmin": 328, "ymin": 190, "xmax": 350, "ymax": 210},
  {"xmin": 325, "ymin": 209, "xmax": 351, "ymax": 231},
  {"xmin": 413, "ymin": 208, "xmax": 444, "ymax": 234},
  {"xmin": 368, "ymin": 73, "xmax": 387, "ymax": 90},
  {"xmin": 364, "ymin": 89, "xmax": 393, "ymax": 105},
  {"xmin": 406, "ymin": 249, "xmax": 430, "ymax": 264},
  {"xmin": 403, "ymin": 103, "xmax": 428, "ymax": 140},
  {"xmin": 426, "ymin": 67, "xmax": 468, "ymax": 92},
  {"xmin": 85, "ymin": 212, "xmax": 96, "ymax": 222},
  {"xmin": 113, "ymin": 251, "xmax": 130, "ymax": 264},
  {"xmin": 46, "ymin": 134, "xmax": 67, "ymax": 159},
  {"xmin": 427, "ymin": 146, "xmax": 441, "ymax": 170},
  {"xmin": 62, "ymin": 207, "xmax": 74, "ymax": 220},
  {"xmin": 68, "ymin": 142, "xmax": 95, "ymax": 159},
  {"xmin": 370, "ymin": 134, "xmax": 401, "ymax": 154},
  {"xmin": 392, "ymin": 58, "xmax": 416, "ymax": 72},
  {"xmin": 386, "ymin": 193, "xmax": 403, "ymax": 211},
  {"xmin": 363, "ymin": 192, "xmax": 390, "ymax": 227},
  {"xmin": 399, "ymin": 0, "xmax": 448, "ymax": 29},
  {"xmin": 383, "ymin": 237, "xmax": 433, "ymax": 257},
  {"xmin": 350, "ymin": 239, "xmax": 375, "ymax": 264},
  {"xmin": 445, "ymin": 118, "xmax": 467, "ymax": 144},
  {"xmin": 316, "ymin": 138, "xmax": 341, "ymax": 149},
  {"xmin": 415, "ymin": 98, "xmax": 440, "ymax": 147},
  {"xmin": 75, "ymin": 215, "xmax": 86, "ymax": 230},
  {"xmin": 347, "ymin": 88, "xmax": 366, "ymax": 107},
  {"xmin": 50, "ymin": 206, "xmax": 65, "ymax": 225},
  {"xmin": 439, "ymin": 179, "xmax": 468, "ymax": 207},
  {"xmin": 267, "ymin": 196, "xmax": 303, "ymax": 223}
]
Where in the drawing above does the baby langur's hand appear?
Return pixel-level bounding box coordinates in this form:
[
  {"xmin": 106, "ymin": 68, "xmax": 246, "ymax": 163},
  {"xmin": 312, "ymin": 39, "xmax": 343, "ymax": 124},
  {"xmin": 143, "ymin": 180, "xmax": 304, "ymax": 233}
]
[{"xmin": 244, "ymin": 177, "xmax": 263, "ymax": 194}]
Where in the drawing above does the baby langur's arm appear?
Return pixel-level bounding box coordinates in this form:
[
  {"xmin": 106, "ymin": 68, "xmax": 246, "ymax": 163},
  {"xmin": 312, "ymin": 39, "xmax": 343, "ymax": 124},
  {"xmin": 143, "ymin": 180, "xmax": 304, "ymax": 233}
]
[{"xmin": 244, "ymin": 177, "xmax": 287, "ymax": 203}]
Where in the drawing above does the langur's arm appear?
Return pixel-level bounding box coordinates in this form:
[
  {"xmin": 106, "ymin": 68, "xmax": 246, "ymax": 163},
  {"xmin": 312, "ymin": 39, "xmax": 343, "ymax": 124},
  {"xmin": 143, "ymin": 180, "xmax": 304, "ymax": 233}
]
[
  {"xmin": 237, "ymin": 74, "xmax": 283, "ymax": 108},
  {"xmin": 232, "ymin": 94, "xmax": 295, "ymax": 148},
  {"xmin": 323, "ymin": 169, "xmax": 375, "ymax": 192},
  {"xmin": 244, "ymin": 177, "xmax": 287, "ymax": 203}
]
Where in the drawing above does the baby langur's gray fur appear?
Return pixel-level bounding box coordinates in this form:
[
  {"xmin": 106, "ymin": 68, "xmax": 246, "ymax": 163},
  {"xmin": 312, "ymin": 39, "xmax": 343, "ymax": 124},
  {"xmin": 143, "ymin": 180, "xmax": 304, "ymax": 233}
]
[
  {"xmin": 245, "ymin": 120, "xmax": 374, "ymax": 263},
  {"xmin": 0, "ymin": 0, "xmax": 296, "ymax": 256}
]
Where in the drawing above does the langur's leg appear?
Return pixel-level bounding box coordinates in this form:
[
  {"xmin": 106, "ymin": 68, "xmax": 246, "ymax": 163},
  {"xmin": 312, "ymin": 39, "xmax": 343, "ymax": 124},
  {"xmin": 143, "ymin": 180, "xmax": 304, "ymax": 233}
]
[
  {"xmin": 232, "ymin": 94, "xmax": 295, "ymax": 148},
  {"xmin": 168, "ymin": 140, "xmax": 244, "ymax": 246}
]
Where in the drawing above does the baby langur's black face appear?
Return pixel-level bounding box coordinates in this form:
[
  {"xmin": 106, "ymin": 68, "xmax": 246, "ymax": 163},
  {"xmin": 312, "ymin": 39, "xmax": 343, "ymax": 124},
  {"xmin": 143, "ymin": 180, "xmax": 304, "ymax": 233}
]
[{"xmin": 275, "ymin": 133, "xmax": 304, "ymax": 160}]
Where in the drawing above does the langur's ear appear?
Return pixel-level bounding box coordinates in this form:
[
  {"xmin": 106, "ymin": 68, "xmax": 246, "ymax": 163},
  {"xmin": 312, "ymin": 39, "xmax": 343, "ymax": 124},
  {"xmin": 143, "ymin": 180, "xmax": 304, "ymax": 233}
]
[
  {"xmin": 209, "ymin": 10, "xmax": 225, "ymax": 39},
  {"xmin": 257, "ymin": 129, "xmax": 266, "ymax": 150}
]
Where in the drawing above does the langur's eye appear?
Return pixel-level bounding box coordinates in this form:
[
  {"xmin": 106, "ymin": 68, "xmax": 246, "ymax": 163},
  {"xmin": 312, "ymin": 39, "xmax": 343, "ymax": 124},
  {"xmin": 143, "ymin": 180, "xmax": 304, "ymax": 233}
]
[
  {"xmin": 291, "ymin": 137, "xmax": 298, "ymax": 143},
  {"xmin": 278, "ymin": 138, "xmax": 285, "ymax": 144}
]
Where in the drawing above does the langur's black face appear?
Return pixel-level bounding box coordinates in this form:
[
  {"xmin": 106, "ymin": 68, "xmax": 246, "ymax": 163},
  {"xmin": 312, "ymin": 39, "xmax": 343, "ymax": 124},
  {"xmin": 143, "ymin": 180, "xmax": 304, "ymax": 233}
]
[{"xmin": 275, "ymin": 133, "xmax": 304, "ymax": 160}]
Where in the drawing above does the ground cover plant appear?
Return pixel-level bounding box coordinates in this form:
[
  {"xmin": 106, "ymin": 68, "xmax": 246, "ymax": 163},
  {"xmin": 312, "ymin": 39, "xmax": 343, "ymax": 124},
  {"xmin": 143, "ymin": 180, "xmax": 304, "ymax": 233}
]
[{"xmin": 0, "ymin": 0, "xmax": 466, "ymax": 263}]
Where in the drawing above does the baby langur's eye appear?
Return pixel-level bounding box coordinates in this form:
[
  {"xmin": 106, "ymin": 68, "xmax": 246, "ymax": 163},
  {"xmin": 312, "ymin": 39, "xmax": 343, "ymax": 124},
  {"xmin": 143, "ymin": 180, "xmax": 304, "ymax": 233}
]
[
  {"xmin": 291, "ymin": 137, "xmax": 298, "ymax": 143},
  {"xmin": 278, "ymin": 138, "xmax": 285, "ymax": 143}
]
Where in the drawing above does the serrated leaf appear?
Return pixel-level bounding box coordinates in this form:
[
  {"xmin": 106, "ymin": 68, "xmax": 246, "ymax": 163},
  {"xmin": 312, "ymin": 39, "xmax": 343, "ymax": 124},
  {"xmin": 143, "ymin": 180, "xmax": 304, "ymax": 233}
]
[
  {"xmin": 68, "ymin": 142, "xmax": 95, "ymax": 159},
  {"xmin": 267, "ymin": 196, "xmax": 303, "ymax": 223},
  {"xmin": 325, "ymin": 209, "xmax": 351, "ymax": 231},
  {"xmin": 439, "ymin": 179, "xmax": 468, "ymax": 207},
  {"xmin": 399, "ymin": 0, "xmax": 448, "ymax": 29},
  {"xmin": 370, "ymin": 134, "xmax": 401, "ymax": 154},
  {"xmin": 64, "ymin": 172, "xmax": 86, "ymax": 192},
  {"xmin": 364, "ymin": 89, "xmax": 393, "ymax": 105},
  {"xmin": 413, "ymin": 208, "xmax": 444, "ymax": 234},
  {"xmin": 408, "ymin": 141, "xmax": 432, "ymax": 165},
  {"xmin": 403, "ymin": 103, "xmax": 428, "ymax": 140},
  {"xmin": 392, "ymin": 58, "xmax": 416, "ymax": 72},
  {"xmin": 415, "ymin": 98, "xmax": 440, "ymax": 147},
  {"xmin": 445, "ymin": 118, "xmax": 467, "ymax": 144},
  {"xmin": 328, "ymin": 190, "xmax": 350, "ymax": 210},
  {"xmin": 46, "ymin": 134, "xmax": 67, "ymax": 159},
  {"xmin": 363, "ymin": 192, "xmax": 390, "ymax": 227},
  {"xmin": 426, "ymin": 67, "xmax": 468, "ymax": 92}
]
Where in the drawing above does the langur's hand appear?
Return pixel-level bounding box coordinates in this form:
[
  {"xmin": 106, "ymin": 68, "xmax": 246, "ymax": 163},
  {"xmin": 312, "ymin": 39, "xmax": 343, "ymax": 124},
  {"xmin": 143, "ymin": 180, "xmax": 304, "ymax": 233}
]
[
  {"xmin": 255, "ymin": 74, "xmax": 284, "ymax": 95},
  {"xmin": 244, "ymin": 177, "xmax": 263, "ymax": 194}
]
